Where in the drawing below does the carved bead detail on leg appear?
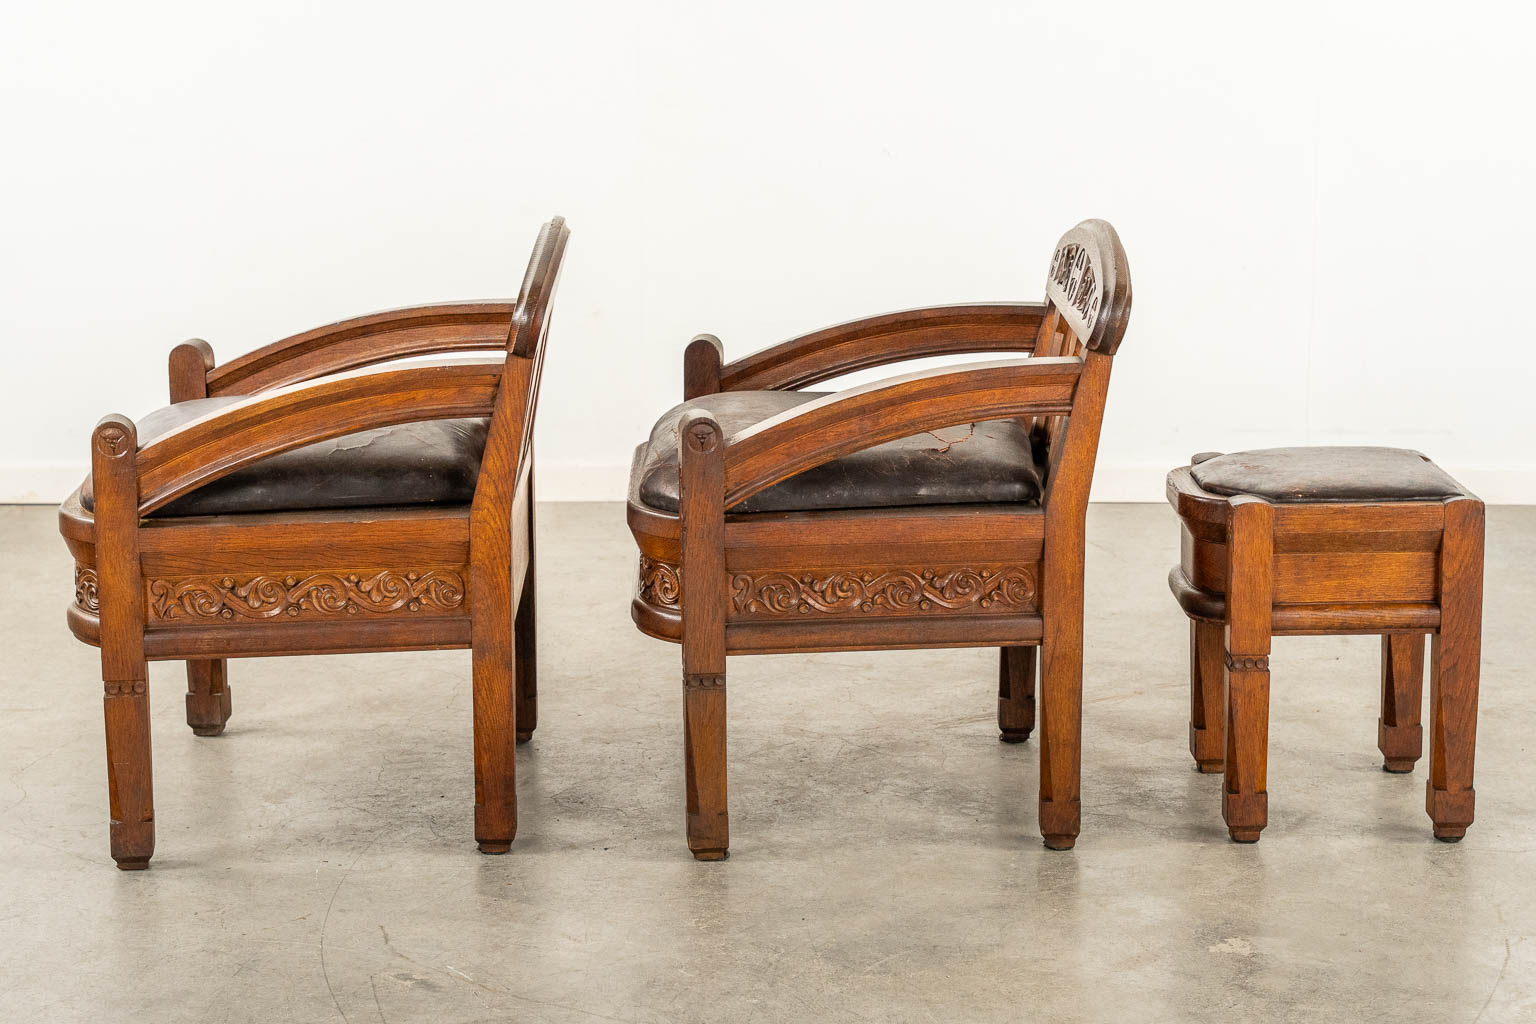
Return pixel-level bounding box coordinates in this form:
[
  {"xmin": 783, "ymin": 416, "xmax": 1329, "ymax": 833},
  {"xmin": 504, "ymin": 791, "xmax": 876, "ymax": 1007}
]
[
  {"xmin": 1188, "ymin": 620, "xmax": 1225, "ymax": 773},
  {"xmin": 104, "ymin": 681, "xmax": 155, "ymax": 869},
  {"xmin": 185, "ymin": 659, "xmax": 232, "ymax": 736},
  {"xmin": 997, "ymin": 646, "xmax": 1036, "ymax": 743},
  {"xmin": 1223, "ymin": 653, "xmax": 1270, "ymax": 844},
  {"xmin": 1378, "ymin": 634, "xmax": 1425, "ymax": 773}
]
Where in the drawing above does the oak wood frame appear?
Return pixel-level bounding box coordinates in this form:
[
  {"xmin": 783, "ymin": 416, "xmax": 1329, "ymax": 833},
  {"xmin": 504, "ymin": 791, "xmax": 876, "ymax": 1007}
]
[
  {"xmin": 60, "ymin": 217, "xmax": 569, "ymax": 868},
  {"xmin": 630, "ymin": 219, "xmax": 1132, "ymax": 858},
  {"xmin": 1165, "ymin": 462, "xmax": 1484, "ymax": 842}
]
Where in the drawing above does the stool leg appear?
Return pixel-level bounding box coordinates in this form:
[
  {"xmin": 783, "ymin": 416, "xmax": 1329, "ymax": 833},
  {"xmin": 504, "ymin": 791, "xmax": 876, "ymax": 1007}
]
[
  {"xmin": 1427, "ymin": 498, "xmax": 1483, "ymax": 841},
  {"xmin": 1223, "ymin": 496, "xmax": 1273, "ymax": 843},
  {"xmin": 997, "ymin": 646, "xmax": 1036, "ymax": 743},
  {"xmin": 1188, "ymin": 620, "xmax": 1225, "ymax": 773},
  {"xmin": 1378, "ymin": 635, "xmax": 1425, "ymax": 773},
  {"xmin": 185, "ymin": 659, "xmax": 231, "ymax": 736}
]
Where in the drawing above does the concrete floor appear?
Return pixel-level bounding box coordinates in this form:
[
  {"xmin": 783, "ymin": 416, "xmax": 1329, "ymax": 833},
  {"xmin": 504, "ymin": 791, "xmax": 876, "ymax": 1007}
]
[{"xmin": 1, "ymin": 502, "xmax": 1533, "ymax": 1023}]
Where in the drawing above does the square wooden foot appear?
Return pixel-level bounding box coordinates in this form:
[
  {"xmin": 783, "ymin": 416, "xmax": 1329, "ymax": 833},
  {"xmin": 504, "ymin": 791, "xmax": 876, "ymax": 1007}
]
[
  {"xmin": 1427, "ymin": 785, "xmax": 1474, "ymax": 842},
  {"xmin": 1223, "ymin": 791, "xmax": 1268, "ymax": 844}
]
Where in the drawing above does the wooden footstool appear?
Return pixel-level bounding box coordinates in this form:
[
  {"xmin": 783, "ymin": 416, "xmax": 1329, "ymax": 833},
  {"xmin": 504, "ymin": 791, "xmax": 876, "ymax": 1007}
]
[{"xmin": 1166, "ymin": 447, "xmax": 1484, "ymax": 843}]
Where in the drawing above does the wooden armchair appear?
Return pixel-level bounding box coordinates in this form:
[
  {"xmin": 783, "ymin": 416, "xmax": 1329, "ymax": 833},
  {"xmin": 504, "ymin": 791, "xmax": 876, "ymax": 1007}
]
[
  {"xmin": 59, "ymin": 217, "xmax": 569, "ymax": 868},
  {"xmin": 627, "ymin": 219, "xmax": 1132, "ymax": 858}
]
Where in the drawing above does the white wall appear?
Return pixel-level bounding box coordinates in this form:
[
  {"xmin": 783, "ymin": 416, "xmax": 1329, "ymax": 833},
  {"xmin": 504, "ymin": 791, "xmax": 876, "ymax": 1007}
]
[{"xmin": 3, "ymin": 1, "xmax": 1533, "ymax": 503}]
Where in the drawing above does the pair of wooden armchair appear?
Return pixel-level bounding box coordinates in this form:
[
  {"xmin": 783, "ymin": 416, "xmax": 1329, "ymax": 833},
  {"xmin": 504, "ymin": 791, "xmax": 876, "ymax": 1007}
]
[
  {"xmin": 62, "ymin": 216, "xmax": 1130, "ymax": 866},
  {"xmin": 628, "ymin": 220, "xmax": 1132, "ymax": 857},
  {"xmin": 62, "ymin": 218, "xmax": 568, "ymax": 868}
]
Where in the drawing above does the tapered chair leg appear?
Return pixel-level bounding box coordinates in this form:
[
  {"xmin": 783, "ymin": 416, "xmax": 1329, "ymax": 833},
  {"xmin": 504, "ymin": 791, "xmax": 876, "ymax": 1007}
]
[
  {"xmin": 185, "ymin": 659, "xmax": 232, "ymax": 736},
  {"xmin": 1427, "ymin": 498, "xmax": 1483, "ymax": 841},
  {"xmin": 1038, "ymin": 574, "xmax": 1084, "ymax": 851},
  {"xmin": 1222, "ymin": 496, "xmax": 1273, "ymax": 843},
  {"xmin": 684, "ymin": 673, "xmax": 729, "ymax": 860},
  {"xmin": 1188, "ymin": 620, "xmax": 1225, "ymax": 773},
  {"xmin": 997, "ymin": 646, "xmax": 1036, "ymax": 743},
  {"xmin": 470, "ymin": 544, "xmax": 517, "ymax": 853},
  {"xmin": 1379, "ymin": 634, "xmax": 1425, "ymax": 773},
  {"xmin": 104, "ymin": 674, "xmax": 155, "ymax": 870},
  {"xmin": 471, "ymin": 641, "xmax": 517, "ymax": 854}
]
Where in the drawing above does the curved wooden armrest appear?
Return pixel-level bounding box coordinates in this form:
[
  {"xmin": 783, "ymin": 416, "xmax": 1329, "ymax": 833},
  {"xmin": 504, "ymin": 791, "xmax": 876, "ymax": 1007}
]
[
  {"xmin": 717, "ymin": 356, "xmax": 1082, "ymax": 509},
  {"xmin": 133, "ymin": 361, "xmax": 503, "ymax": 514},
  {"xmin": 204, "ymin": 302, "xmax": 516, "ymax": 396},
  {"xmin": 716, "ymin": 303, "xmax": 1049, "ymax": 393}
]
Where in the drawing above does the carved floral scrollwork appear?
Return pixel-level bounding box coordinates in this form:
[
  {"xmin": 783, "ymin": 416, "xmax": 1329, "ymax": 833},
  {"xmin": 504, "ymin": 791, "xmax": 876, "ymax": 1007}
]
[
  {"xmin": 146, "ymin": 569, "xmax": 466, "ymax": 622},
  {"xmin": 74, "ymin": 567, "xmax": 100, "ymax": 613},
  {"xmin": 638, "ymin": 556, "xmax": 681, "ymax": 607},
  {"xmin": 730, "ymin": 566, "xmax": 1036, "ymax": 618}
]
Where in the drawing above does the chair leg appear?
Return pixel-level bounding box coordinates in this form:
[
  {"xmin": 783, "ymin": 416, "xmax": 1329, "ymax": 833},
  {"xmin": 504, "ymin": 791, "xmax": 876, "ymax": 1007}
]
[
  {"xmin": 514, "ymin": 573, "xmax": 536, "ymax": 744},
  {"xmin": 1222, "ymin": 496, "xmax": 1273, "ymax": 843},
  {"xmin": 1188, "ymin": 620, "xmax": 1225, "ymax": 773},
  {"xmin": 677, "ymin": 409, "xmax": 728, "ymax": 860},
  {"xmin": 103, "ymin": 673, "xmax": 155, "ymax": 870},
  {"xmin": 1378, "ymin": 634, "xmax": 1425, "ymax": 773},
  {"xmin": 997, "ymin": 646, "xmax": 1036, "ymax": 743},
  {"xmin": 1038, "ymin": 580, "xmax": 1083, "ymax": 851},
  {"xmin": 472, "ymin": 637, "xmax": 517, "ymax": 853},
  {"xmin": 683, "ymin": 671, "xmax": 729, "ymax": 861},
  {"xmin": 185, "ymin": 659, "xmax": 232, "ymax": 737},
  {"xmin": 1427, "ymin": 498, "xmax": 1483, "ymax": 841},
  {"xmin": 470, "ymin": 554, "xmax": 517, "ymax": 853}
]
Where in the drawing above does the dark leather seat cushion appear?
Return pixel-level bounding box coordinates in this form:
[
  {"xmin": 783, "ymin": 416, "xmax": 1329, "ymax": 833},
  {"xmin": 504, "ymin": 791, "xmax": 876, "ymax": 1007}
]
[
  {"xmin": 636, "ymin": 390, "xmax": 1042, "ymax": 514},
  {"xmin": 1190, "ymin": 446, "xmax": 1464, "ymax": 503},
  {"xmin": 82, "ymin": 397, "xmax": 489, "ymax": 517}
]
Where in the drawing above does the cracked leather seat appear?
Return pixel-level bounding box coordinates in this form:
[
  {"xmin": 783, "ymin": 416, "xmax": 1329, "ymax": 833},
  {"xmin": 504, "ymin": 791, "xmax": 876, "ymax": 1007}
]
[
  {"xmin": 635, "ymin": 390, "xmax": 1043, "ymax": 514},
  {"xmin": 81, "ymin": 396, "xmax": 489, "ymax": 517}
]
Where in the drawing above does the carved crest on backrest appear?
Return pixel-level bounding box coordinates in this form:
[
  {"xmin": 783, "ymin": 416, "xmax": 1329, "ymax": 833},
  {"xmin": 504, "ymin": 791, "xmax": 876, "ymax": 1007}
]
[
  {"xmin": 1049, "ymin": 243, "xmax": 1101, "ymax": 332},
  {"xmin": 1044, "ymin": 220, "xmax": 1130, "ymax": 355}
]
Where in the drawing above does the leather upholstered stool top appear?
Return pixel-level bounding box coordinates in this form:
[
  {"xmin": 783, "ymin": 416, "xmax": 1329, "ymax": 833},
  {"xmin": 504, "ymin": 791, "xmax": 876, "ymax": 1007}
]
[
  {"xmin": 81, "ymin": 396, "xmax": 490, "ymax": 517},
  {"xmin": 1189, "ymin": 446, "xmax": 1464, "ymax": 503},
  {"xmin": 636, "ymin": 390, "xmax": 1042, "ymax": 514}
]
